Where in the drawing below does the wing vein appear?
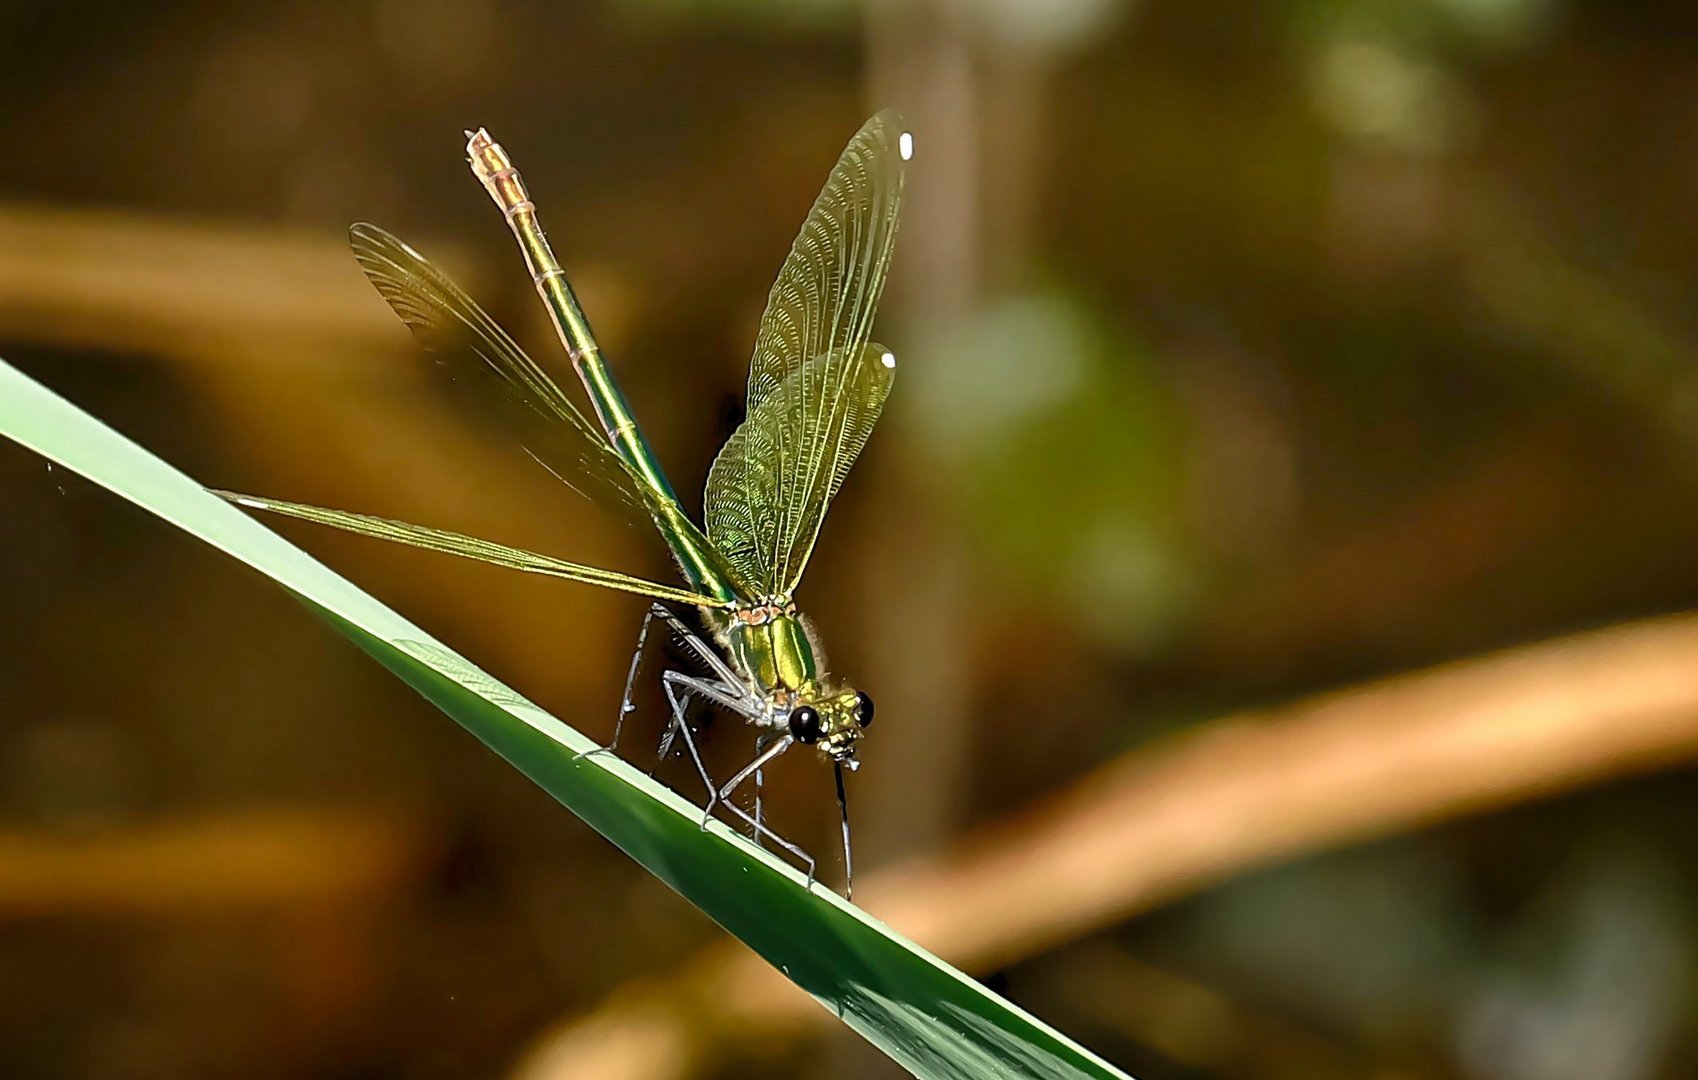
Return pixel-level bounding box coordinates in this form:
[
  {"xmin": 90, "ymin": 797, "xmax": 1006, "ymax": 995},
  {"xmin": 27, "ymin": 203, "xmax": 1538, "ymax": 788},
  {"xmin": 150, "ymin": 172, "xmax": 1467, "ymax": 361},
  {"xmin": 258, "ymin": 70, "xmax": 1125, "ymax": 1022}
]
[
  {"xmin": 704, "ymin": 112, "xmax": 907, "ymax": 597},
  {"xmin": 214, "ymin": 490, "xmax": 731, "ymax": 609}
]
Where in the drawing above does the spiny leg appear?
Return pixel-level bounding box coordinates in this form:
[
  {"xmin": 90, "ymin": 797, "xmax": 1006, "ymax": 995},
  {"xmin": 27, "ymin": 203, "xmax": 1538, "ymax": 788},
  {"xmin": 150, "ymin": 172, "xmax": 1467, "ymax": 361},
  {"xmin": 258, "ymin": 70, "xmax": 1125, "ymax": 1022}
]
[
  {"xmin": 717, "ymin": 800, "xmax": 815, "ymax": 888},
  {"xmin": 651, "ymin": 685, "xmax": 696, "ymax": 774},
  {"xmin": 579, "ymin": 602, "xmax": 658, "ymax": 761},
  {"xmin": 661, "ymin": 669, "xmax": 754, "ymax": 824},
  {"xmin": 749, "ymin": 732, "xmax": 780, "ymax": 849},
  {"xmin": 716, "ymin": 737, "xmax": 818, "ymax": 888},
  {"xmin": 613, "ymin": 603, "xmax": 658, "ymax": 750},
  {"xmin": 662, "ymin": 673, "xmax": 717, "ymax": 816},
  {"xmin": 649, "ymin": 603, "xmax": 743, "ymax": 687},
  {"xmin": 754, "ymin": 754, "xmax": 764, "ymax": 849},
  {"xmin": 649, "ymin": 603, "xmax": 744, "ymax": 768}
]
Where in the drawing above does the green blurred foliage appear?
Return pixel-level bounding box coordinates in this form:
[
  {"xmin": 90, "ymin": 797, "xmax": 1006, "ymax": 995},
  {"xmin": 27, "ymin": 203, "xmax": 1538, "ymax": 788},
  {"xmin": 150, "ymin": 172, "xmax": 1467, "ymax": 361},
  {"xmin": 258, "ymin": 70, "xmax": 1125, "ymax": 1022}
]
[{"xmin": 909, "ymin": 288, "xmax": 1195, "ymax": 649}]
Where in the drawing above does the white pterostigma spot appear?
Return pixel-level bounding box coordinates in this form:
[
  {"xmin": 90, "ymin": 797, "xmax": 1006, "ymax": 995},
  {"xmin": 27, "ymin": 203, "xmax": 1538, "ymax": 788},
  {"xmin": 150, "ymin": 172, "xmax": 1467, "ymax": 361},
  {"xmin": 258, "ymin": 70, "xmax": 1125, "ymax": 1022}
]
[
  {"xmin": 880, "ymin": 351, "xmax": 897, "ymax": 370},
  {"xmin": 898, "ymin": 132, "xmax": 914, "ymax": 161}
]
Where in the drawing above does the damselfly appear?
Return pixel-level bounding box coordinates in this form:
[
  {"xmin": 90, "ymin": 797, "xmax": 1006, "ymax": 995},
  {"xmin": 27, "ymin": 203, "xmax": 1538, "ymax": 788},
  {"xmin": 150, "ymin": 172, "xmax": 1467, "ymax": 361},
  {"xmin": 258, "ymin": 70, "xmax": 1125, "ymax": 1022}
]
[{"xmin": 217, "ymin": 112, "xmax": 911, "ymax": 896}]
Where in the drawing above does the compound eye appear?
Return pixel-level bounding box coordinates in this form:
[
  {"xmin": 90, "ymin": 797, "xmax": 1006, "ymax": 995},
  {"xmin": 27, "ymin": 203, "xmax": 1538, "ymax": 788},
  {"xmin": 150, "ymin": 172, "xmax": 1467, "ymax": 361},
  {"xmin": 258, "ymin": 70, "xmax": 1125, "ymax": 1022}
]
[
  {"xmin": 854, "ymin": 691, "xmax": 875, "ymax": 728},
  {"xmin": 789, "ymin": 706, "xmax": 823, "ymax": 744}
]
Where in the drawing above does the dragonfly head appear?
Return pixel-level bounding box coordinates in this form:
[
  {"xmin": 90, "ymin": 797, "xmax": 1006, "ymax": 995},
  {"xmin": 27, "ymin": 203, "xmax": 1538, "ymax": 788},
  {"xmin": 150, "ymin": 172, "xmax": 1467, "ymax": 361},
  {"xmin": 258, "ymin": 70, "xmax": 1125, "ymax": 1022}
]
[{"xmin": 787, "ymin": 689, "xmax": 874, "ymax": 764}]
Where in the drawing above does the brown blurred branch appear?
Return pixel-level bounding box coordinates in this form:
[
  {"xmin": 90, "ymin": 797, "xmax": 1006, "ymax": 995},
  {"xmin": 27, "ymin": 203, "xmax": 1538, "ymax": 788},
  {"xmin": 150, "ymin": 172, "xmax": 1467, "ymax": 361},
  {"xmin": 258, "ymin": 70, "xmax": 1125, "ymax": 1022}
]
[
  {"xmin": 512, "ymin": 611, "xmax": 1698, "ymax": 1080},
  {"xmin": 0, "ymin": 807, "xmax": 434, "ymax": 1056},
  {"xmin": 0, "ymin": 203, "xmax": 397, "ymax": 357},
  {"xmin": 0, "ymin": 808, "xmax": 426, "ymax": 918}
]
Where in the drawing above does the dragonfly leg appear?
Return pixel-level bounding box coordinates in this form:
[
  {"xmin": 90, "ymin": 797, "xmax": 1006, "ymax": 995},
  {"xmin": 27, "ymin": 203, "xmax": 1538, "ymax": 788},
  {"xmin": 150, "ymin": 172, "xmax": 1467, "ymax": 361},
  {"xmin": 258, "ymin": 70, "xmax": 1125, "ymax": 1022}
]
[
  {"xmin": 717, "ymin": 798, "xmax": 816, "ymax": 889},
  {"xmin": 753, "ymin": 759, "xmax": 764, "ymax": 848},
  {"xmin": 649, "ymin": 603, "xmax": 743, "ymax": 687},
  {"xmin": 648, "ymin": 604, "xmax": 750, "ymax": 771},
  {"xmin": 750, "ymin": 730, "xmax": 787, "ymax": 849},
  {"xmin": 748, "ymin": 731, "xmax": 780, "ymax": 848},
  {"xmin": 662, "ymin": 673, "xmax": 717, "ymax": 819},
  {"xmin": 652, "ymin": 686, "xmax": 696, "ymax": 772},
  {"xmin": 579, "ymin": 603, "xmax": 659, "ymax": 761},
  {"xmin": 660, "ymin": 669, "xmax": 755, "ymax": 826},
  {"xmin": 715, "ymin": 737, "xmax": 818, "ymax": 888}
]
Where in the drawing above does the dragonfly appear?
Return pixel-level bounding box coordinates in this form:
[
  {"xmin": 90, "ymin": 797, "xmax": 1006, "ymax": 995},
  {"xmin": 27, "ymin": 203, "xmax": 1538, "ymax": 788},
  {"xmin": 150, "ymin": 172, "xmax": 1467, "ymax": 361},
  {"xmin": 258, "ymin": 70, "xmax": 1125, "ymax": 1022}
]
[{"xmin": 216, "ymin": 112, "xmax": 911, "ymax": 896}]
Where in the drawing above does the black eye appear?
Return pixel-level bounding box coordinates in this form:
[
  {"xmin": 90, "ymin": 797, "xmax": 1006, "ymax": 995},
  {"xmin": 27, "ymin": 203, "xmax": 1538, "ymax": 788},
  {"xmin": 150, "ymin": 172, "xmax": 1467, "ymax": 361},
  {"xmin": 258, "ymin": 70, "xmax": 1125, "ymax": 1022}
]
[
  {"xmin": 855, "ymin": 691, "xmax": 874, "ymax": 728},
  {"xmin": 789, "ymin": 706, "xmax": 822, "ymax": 744}
]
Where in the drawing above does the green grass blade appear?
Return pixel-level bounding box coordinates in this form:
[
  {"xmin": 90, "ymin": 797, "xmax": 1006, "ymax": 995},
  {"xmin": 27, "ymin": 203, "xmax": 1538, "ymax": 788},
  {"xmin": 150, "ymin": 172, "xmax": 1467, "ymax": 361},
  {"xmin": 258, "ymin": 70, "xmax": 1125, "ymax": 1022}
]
[{"xmin": 0, "ymin": 359, "xmax": 1132, "ymax": 1080}]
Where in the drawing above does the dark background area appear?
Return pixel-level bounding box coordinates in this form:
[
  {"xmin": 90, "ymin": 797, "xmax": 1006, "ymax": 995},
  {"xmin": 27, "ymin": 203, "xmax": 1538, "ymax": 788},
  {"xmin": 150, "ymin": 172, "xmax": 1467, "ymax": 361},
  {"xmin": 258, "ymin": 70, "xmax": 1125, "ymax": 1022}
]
[{"xmin": 6, "ymin": 1, "xmax": 1698, "ymax": 1077}]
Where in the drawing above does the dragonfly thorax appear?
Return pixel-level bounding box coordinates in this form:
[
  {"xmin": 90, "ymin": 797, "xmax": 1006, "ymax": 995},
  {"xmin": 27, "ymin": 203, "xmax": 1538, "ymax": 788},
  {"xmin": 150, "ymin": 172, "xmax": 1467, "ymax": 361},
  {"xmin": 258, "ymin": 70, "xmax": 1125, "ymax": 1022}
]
[
  {"xmin": 715, "ymin": 601, "xmax": 872, "ymax": 763},
  {"xmin": 717, "ymin": 600, "xmax": 816, "ymax": 693}
]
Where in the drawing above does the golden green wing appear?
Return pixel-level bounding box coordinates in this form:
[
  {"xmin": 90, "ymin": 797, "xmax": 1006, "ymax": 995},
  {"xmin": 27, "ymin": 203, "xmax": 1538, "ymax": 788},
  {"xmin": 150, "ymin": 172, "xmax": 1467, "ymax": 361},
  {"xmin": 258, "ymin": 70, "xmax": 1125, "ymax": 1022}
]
[
  {"xmin": 704, "ymin": 111, "xmax": 910, "ymax": 597},
  {"xmin": 349, "ymin": 223, "xmax": 653, "ymax": 523},
  {"xmin": 213, "ymin": 491, "xmax": 731, "ymax": 609},
  {"xmin": 228, "ymin": 225, "xmax": 746, "ymax": 609},
  {"xmin": 705, "ymin": 344, "xmax": 894, "ymax": 596}
]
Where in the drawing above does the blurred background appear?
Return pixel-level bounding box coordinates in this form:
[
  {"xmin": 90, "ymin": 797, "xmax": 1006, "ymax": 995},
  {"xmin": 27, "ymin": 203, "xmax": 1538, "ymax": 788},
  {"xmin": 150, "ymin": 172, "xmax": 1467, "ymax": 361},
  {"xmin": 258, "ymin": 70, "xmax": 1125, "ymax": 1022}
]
[{"xmin": 8, "ymin": 0, "xmax": 1698, "ymax": 1077}]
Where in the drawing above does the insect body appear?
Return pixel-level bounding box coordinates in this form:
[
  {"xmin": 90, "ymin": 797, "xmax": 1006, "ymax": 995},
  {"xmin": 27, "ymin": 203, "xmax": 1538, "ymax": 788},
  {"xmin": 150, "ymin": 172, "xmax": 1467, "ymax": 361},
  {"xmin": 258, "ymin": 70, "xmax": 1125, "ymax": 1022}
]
[{"xmin": 218, "ymin": 113, "xmax": 911, "ymax": 896}]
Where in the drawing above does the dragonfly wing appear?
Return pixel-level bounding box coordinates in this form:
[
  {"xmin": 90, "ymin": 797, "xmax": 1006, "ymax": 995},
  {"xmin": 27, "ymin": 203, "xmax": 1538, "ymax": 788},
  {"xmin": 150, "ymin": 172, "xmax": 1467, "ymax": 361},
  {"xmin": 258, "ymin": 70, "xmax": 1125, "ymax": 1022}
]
[
  {"xmin": 705, "ymin": 344, "xmax": 894, "ymax": 595},
  {"xmin": 348, "ymin": 223, "xmax": 651, "ymax": 523},
  {"xmin": 705, "ymin": 111, "xmax": 909, "ymax": 596},
  {"xmin": 214, "ymin": 490, "xmax": 731, "ymax": 609}
]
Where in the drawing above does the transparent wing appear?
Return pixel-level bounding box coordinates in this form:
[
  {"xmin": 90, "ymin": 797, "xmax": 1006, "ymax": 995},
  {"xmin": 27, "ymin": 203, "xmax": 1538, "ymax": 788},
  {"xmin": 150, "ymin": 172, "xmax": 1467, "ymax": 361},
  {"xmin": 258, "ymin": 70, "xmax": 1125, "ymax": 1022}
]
[
  {"xmin": 351, "ymin": 223, "xmax": 754, "ymax": 604},
  {"xmin": 707, "ymin": 111, "xmax": 909, "ymax": 596},
  {"xmin": 705, "ymin": 344, "xmax": 894, "ymax": 593},
  {"xmin": 214, "ymin": 490, "xmax": 731, "ymax": 609},
  {"xmin": 348, "ymin": 223, "xmax": 651, "ymax": 523}
]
